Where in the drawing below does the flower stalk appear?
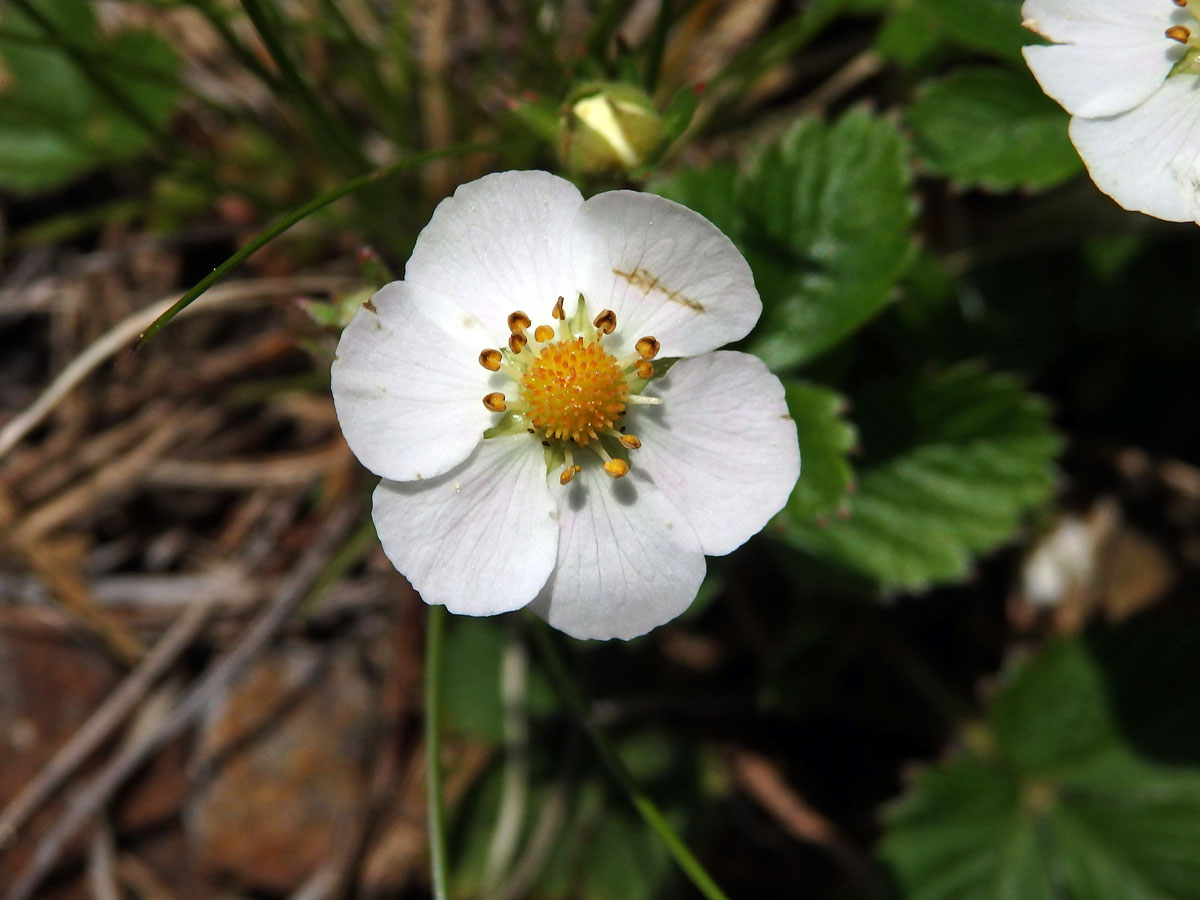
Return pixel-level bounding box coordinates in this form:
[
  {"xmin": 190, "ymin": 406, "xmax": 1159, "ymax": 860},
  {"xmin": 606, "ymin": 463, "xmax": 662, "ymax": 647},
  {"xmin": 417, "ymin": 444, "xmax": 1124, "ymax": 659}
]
[
  {"xmin": 530, "ymin": 620, "xmax": 732, "ymax": 900},
  {"xmin": 425, "ymin": 604, "xmax": 450, "ymax": 900}
]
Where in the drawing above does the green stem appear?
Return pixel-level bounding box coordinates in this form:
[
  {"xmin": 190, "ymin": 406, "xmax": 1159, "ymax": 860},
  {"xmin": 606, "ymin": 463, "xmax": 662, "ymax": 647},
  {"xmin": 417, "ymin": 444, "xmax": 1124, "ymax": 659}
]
[
  {"xmin": 191, "ymin": 0, "xmax": 287, "ymax": 93},
  {"xmin": 696, "ymin": 0, "xmax": 847, "ymax": 132},
  {"xmin": 530, "ymin": 621, "xmax": 732, "ymax": 900},
  {"xmin": 136, "ymin": 141, "xmax": 493, "ymax": 347},
  {"xmin": 643, "ymin": 0, "xmax": 674, "ymax": 92},
  {"xmin": 425, "ymin": 605, "xmax": 451, "ymax": 900},
  {"xmin": 315, "ymin": 0, "xmax": 401, "ymax": 135},
  {"xmin": 238, "ymin": 0, "xmax": 372, "ymax": 173}
]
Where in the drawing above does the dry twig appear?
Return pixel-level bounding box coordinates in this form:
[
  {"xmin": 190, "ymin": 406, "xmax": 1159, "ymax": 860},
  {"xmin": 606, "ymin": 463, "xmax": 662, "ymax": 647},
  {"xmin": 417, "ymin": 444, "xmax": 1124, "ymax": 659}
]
[{"xmin": 0, "ymin": 274, "xmax": 357, "ymax": 460}]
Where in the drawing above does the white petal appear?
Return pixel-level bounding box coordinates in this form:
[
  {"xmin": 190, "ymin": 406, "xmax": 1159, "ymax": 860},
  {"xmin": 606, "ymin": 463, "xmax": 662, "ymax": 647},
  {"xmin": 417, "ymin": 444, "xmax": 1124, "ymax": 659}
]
[
  {"xmin": 1068, "ymin": 75, "xmax": 1200, "ymax": 223},
  {"xmin": 331, "ymin": 281, "xmax": 500, "ymax": 482},
  {"xmin": 1022, "ymin": 0, "xmax": 1176, "ymax": 46},
  {"xmin": 404, "ymin": 171, "xmax": 583, "ymax": 341},
  {"xmin": 530, "ymin": 463, "xmax": 705, "ymax": 641},
  {"xmin": 372, "ymin": 433, "xmax": 558, "ymax": 615},
  {"xmin": 570, "ymin": 190, "xmax": 761, "ymax": 359},
  {"xmin": 1024, "ymin": 42, "xmax": 1179, "ymax": 118},
  {"xmin": 629, "ymin": 351, "xmax": 799, "ymax": 556},
  {"xmin": 1021, "ymin": 0, "xmax": 1182, "ymax": 117}
]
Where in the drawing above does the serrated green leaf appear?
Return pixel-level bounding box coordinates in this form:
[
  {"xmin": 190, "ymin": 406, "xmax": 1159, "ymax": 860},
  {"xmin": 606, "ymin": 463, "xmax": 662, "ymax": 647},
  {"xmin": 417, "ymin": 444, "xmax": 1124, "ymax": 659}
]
[
  {"xmin": 782, "ymin": 364, "xmax": 1060, "ymax": 590},
  {"xmin": 908, "ymin": 67, "xmax": 1082, "ymax": 192},
  {"xmin": 0, "ymin": 0, "xmax": 179, "ymax": 192},
  {"xmin": 882, "ymin": 620, "xmax": 1200, "ymax": 900},
  {"xmin": 654, "ymin": 108, "xmax": 916, "ymax": 369},
  {"xmin": 783, "ymin": 380, "xmax": 857, "ymax": 522},
  {"xmin": 741, "ymin": 109, "xmax": 916, "ymax": 368},
  {"xmin": 880, "ymin": 756, "xmax": 1055, "ymax": 900}
]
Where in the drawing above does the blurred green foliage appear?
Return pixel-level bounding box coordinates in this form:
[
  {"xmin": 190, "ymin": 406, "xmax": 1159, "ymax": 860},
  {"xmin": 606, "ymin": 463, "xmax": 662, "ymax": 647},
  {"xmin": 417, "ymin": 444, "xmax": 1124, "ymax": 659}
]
[
  {"xmin": 8, "ymin": 0, "xmax": 1200, "ymax": 898},
  {"xmin": 0, "ymin": 0, "xmax": 178, "ymax": 192},
  {"xmin": 883, "ymin": 618, "xmax": 1200, "ymax": 899}
]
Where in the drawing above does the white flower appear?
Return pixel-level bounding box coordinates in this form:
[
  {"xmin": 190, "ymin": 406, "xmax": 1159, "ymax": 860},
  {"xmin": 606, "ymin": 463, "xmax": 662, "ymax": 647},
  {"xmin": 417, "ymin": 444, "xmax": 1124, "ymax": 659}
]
[
  {"xmin": 1022, "ymin": 0, "xmax": 1200, "ymax": 222},
  {"xmin": 331, "ymin": 171, "xmax": 800, "ymax": 640}
]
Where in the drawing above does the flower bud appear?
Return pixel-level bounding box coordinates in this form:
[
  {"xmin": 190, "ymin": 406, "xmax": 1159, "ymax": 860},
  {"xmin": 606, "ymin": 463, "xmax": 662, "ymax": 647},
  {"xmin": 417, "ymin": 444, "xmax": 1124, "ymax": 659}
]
[{"xmin": 556, "ymin": 82, "xmax": 664, "ymax": 176}]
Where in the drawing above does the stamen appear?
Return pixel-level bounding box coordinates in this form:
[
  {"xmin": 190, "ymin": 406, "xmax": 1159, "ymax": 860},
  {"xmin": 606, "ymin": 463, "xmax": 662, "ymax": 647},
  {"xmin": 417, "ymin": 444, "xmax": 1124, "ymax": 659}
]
[
  {"xmin": 617, "ymin": 432, "xmax": 641, "ymax": 449},
  {"xmin": 1167, "ymin": 25, "xmax": 1191, "ymax": 43},
  {"xmin": 552, "ymin": 296, "xmax": 566, "ymax": 320},
  {"xmin": 593, "ymin": 309, "xmax": 617, "ymax": 334},
  {"xmin": 635, "ymin": 336, "xmax": 660, "ymax": 359},
  {"xmin": 635, "ymin": 360, "xmax": 654, "ymax": 379},
  {"xmin": 509, "ymin": 332, "xmax": 528, "ymax": 353},
  {"xmin": 604, "ymin": 459, "xmax": 629, "ymax": 478},
  {"xmin": 592, "ymin": 442, "xmax": 629, "ymax": 478},
  {"xmin": 479, "ymin": 349, "xmax": 502, "ymax": 371},
  {"xmin": 534, "ymin": 324, "xmax": 555, "ymax": 342},
  {"xmin": 1175, "ymin": 0, "xmax": 1188, "ymax": 8},
  {"xmin": 626, "ymin": 394, "xmax": 663, "ymax": 406},
  {"xmin": 558, "ymin": 448, "xmax": 582, "ymax": 486},
  {"xmin": 508, "ymin": 311, "xmax": 531, "ymax": 332},
  {"xmin": 483, "ymin": 392, "xmax": 507, "ymax": 412}
]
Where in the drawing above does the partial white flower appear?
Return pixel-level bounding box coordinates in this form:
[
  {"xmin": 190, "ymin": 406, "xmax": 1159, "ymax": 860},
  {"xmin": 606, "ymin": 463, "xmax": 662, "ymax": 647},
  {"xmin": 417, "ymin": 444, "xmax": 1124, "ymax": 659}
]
[
  {"xmin": 1022, "ymin": 0, "xmax": 1200, "ymax": 222},
  {"xmin": 332, "ymin": 171, "xmax": 800, "ymax": 640}
]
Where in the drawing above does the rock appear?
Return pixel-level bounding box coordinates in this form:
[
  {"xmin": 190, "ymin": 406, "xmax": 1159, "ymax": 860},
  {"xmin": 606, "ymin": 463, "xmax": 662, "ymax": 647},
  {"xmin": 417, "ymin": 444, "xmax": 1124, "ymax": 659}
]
[{"xmin": 186, "ymin": 641, "xmax": 375, "ymax": 893}]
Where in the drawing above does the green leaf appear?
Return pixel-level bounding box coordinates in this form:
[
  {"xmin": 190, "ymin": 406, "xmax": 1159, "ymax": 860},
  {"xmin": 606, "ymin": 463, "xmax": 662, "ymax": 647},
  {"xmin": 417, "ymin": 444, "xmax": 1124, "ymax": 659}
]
[
  {"xmin": 442, "ymin": 618, "xmax": 556, "ymax": 744},
  {"xmin": 908, "ymin": 67, "xmax": 1082, "ymax": 192},
  {"xmin": 874, "ymin": 1, "xmax": 947, "ymax": 69},
  {"xmin": 0, "ymin": 0, "xmax": 179, "ymax": 192},
  {"xmin": 741, "ymin": 109, "xmax": 917, "ymax": 368},
  {"xmin": 581, "ymin": 812, "xmax": 674, "ymax": 900},
  {"xmin": 781, "ymin": 363, "xmax": 1060, "ymax": 590},
  {"xmin": 894, "ymin": 0, "xmax": 1030, "ymax": 63},
  {"xmin": 782, "ymin": 380, "xmax": 857, "ymax": 522},
  {"xmin": 655, "ymin": 108, "xmax": 916, "ymax": 369},
  {"xmin": 882, "ymin": 620, "xmax": 1200, "ymax": 900},
  {"xmin": 880, "ymin": 756, "xmax": 1055, "ymax": 900}
]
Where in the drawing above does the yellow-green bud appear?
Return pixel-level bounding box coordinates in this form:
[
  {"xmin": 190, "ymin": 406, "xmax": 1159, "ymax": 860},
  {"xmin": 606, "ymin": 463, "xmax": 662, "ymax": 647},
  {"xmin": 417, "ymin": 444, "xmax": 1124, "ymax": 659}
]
[{"xmin": 556, "ymin": 83, "xmax": 664, "ymax": 176}]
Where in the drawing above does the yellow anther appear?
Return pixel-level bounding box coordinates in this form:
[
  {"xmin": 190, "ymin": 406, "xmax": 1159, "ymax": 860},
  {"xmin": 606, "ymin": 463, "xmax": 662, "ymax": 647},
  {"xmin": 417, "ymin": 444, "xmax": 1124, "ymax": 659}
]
[
  {"xmin": 483, "ymin": 392, "xmax": 507, "ymax": 412},
  {"xmin": 509, "ymin": 332, "xmax": 528, "ymax": 353},
  {"xmin": 534, "ymin": 324, "xmax": 555, "ymax": 342},
  {"xmin": 559, "ymin": 465, "xmax": 582, "ymax": 486},
  {"xmin": 508, "ymin": 310, "xmax": 532, "ymax": 332},
  {"xmin": 603, "ymin": 458, "xmax": 629, "ymax": 478},
  {"xmin": 592, "ymin": 309, "xmax": 617, "ymax": 334},
  {"xmin": 479, "ymin": 349, "xmax": 502, "ymax": 371},
  {"xmin": 1167, "ymin": 24, "xmax": 1191, "ymax": 43},
  {"xmin": 552, "ymin": 296, "xmax": 566, "ymax": 320},
  {"xmin": 1175, "ymin": 0, "xmax": 1188, "ymax": 8},
  {"xmin": 617, "ymin": 433, "xmax": 641, "ymax": 450},
  {"xmin": 635, "ymin": 359, "xmax": 654, "ymax": 379},
  {"xmin": 635, "ymin": 336, "xmax": 660, "ymax": 359}
]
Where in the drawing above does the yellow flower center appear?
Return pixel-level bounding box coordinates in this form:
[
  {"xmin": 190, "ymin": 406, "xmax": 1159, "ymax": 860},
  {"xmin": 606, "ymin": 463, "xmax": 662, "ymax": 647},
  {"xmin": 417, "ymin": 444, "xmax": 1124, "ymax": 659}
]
[
  {"xmin": 477, "ymin": 296, "xmax": 662, "ymax": 483},
  {"xmin": 520, "ymin": 337, "xmax": 628, "ymax": 444}
]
